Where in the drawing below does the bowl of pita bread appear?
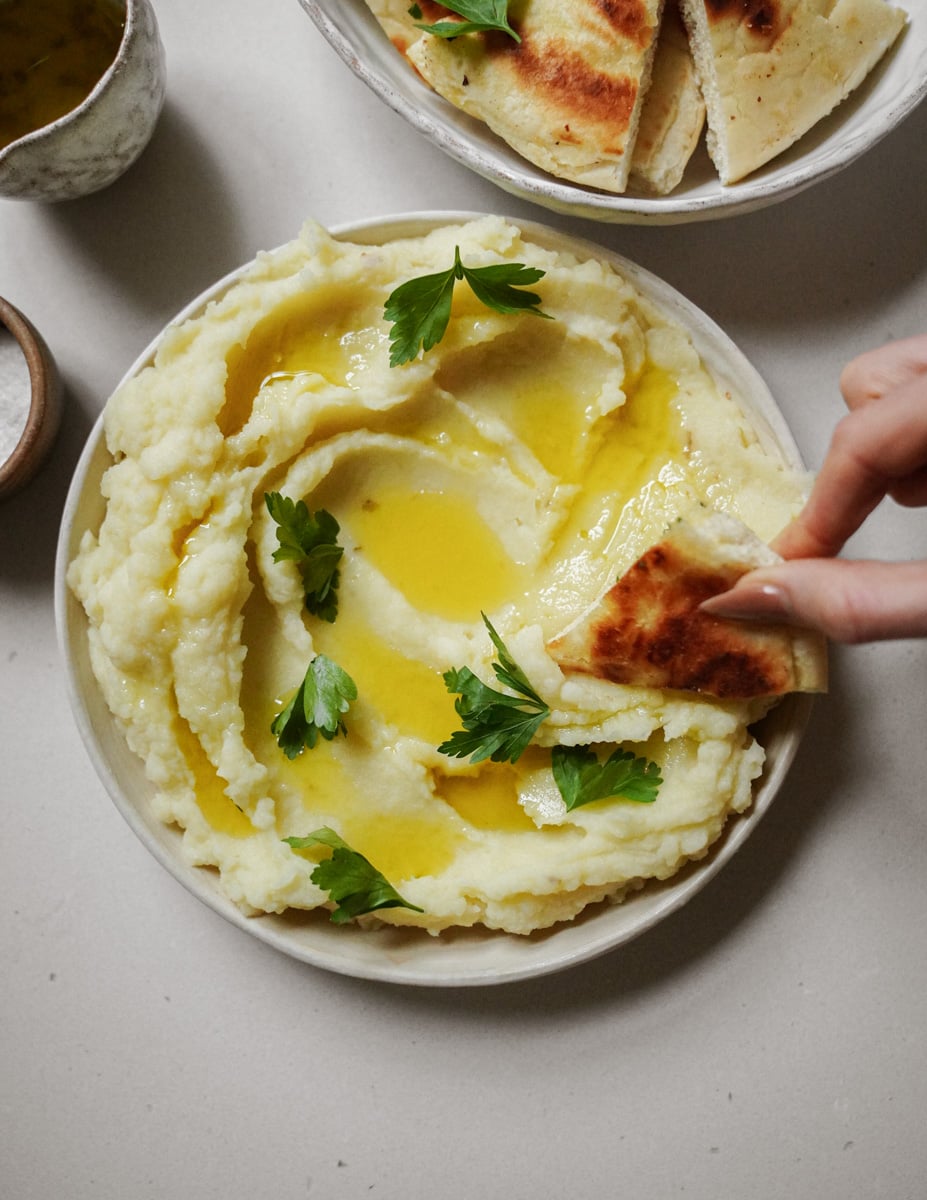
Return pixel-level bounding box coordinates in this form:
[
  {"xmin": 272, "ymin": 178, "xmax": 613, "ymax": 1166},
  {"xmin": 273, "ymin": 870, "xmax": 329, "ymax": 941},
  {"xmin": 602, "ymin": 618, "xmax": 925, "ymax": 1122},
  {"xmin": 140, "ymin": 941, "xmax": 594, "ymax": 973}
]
[{"xmin": 300, "ymin": 0, "xmax": 924, "ymax": 223}]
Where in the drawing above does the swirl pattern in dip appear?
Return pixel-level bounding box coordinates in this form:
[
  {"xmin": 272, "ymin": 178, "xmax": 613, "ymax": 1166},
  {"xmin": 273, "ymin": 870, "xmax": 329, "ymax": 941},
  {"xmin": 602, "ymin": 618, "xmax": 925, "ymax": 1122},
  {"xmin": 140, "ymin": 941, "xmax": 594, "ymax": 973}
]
[{"xmin": 68, "ymin": 217, "xmax": 811, "ymax": 934}]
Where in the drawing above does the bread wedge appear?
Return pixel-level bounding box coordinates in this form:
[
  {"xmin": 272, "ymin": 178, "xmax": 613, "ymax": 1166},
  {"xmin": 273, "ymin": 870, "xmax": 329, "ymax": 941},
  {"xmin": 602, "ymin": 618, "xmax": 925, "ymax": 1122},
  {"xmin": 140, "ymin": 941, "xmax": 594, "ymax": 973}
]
[
  {"xmin": 629, "ymin": 1, "xmax": 706, "ymax": 195},
  {"xmin": 548, "ymin": 511, "xmax": 827, "ymax": 700},
  {"xmin": 398, "ymin": 0, "xmax": 665, "ymax": 194},
  {"xmin": 678, "ymin": 0, "xmax": 907, "ymax": 184}
]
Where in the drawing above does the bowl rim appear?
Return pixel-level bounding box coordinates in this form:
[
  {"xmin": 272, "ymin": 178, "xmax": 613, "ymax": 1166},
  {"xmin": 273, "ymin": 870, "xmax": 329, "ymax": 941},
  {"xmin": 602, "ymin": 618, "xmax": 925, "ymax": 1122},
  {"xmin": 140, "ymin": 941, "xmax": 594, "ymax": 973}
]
[
  {"xmin": 298, "ymin": 0, "xmax": 927, "ymax": 224},
  {"xmin": 54, "ymin": 210, "xmax": 816, "ymax": 986}
]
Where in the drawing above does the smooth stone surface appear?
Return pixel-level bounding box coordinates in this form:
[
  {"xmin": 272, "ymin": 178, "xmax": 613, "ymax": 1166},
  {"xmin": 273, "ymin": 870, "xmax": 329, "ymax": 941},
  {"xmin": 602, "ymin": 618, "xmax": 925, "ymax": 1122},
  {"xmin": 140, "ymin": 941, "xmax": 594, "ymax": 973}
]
[{"xmin": 2, "ymin": 3, "xmax": 927, "ymax": 1198}]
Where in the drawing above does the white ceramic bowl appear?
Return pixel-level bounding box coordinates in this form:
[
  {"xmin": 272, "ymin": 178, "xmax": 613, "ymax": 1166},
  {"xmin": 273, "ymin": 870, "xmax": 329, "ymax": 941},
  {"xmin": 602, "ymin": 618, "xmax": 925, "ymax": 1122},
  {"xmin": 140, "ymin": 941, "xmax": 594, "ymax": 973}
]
[
  {"xmin": 298, "ymin": 0, "xmax": 927, "ymax": 225},
  {"xmin": 55, "ymin": 213, "xmax": 814, "ymax": 986}
]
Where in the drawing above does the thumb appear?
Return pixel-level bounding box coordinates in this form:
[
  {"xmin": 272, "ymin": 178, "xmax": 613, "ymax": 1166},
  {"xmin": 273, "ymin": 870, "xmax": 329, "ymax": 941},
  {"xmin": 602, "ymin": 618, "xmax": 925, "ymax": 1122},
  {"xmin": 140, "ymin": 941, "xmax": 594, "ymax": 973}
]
[{"xmin": 700, "ymin": 558, "xmax": 927, "ymax": 643}]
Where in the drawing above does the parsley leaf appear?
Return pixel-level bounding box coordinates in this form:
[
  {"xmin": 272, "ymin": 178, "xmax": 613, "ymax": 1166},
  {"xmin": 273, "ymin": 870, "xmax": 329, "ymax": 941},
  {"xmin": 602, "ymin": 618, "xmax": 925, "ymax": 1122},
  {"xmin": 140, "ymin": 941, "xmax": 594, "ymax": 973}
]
[
  {"xmin": 551, "ymin": 745, "xmax": 663, "ymax": 812},
  {"xmin": 265, "ymin": 492, "xmax": 343, "ymax": 622},
  {"xmin": 383, "ymin": 246, "xmax": 549, "ymax": 367},
  {"xmin": 271, "ymin": 655, "xmax": 358, "ymax": 759},
  {"xmin": 438, "ymin": 613, "xmax": 550, "ymax": 764},
  {"xmin": 283, "ymin": 826, "xmax": 424, "ymax": 923},
  {"xmin": 412, "ymin": 0, "xmax": 520, "ymax": 42}
]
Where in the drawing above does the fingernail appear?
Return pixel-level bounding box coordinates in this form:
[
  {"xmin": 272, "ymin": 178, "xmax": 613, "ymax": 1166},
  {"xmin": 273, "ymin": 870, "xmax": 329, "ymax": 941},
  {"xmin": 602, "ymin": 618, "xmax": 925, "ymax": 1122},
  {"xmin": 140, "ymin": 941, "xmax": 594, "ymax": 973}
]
[{"xmin": 700, "ymin": 583, "xmax": 794, "ymax": 622}]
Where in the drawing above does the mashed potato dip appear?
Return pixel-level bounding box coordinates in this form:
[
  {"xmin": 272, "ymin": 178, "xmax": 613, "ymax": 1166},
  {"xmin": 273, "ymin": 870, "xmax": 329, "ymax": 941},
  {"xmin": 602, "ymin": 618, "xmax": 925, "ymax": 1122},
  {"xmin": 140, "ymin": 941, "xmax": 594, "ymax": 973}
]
[{"xmin": 68, "ymin": 217, "xmax": 809, "ymax": 935}]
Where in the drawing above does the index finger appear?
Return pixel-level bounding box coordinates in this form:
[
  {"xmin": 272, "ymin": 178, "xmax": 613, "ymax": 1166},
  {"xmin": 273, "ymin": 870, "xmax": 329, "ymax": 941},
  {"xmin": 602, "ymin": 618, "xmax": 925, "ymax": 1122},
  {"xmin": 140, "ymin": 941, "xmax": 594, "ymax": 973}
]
[
  {"xmin": 773, "ymin": 377, "xmax": 927, "ymax": 559},
  {"xmin": 840, "ymin": 332, "xmax": 927, "ymax": 411}
]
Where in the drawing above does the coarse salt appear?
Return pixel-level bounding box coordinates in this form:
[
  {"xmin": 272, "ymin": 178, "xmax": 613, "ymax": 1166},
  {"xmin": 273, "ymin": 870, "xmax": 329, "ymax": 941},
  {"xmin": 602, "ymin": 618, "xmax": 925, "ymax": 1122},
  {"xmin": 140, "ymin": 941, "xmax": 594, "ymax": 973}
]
[{"xmin": 0, "ymin": 325, "xmax": 30, "ymax": 464}]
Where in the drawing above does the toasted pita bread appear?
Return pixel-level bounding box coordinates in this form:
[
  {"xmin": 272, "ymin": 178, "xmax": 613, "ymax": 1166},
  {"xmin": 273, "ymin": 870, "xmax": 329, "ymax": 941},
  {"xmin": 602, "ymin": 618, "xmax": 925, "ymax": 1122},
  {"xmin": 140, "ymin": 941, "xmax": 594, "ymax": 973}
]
[
  {"xmin": 628, "ymin": 1, "xmax": 706, "ymax": 195},
  {"xmin": 548, "ymin": 511, "xmax": 827, "ymax": 699},
  {"xmin": 678, "ymin": 0, "xmax": 907, "ymax": 184},
  {"xmin": 393, "ymin": 0, "xmax": 665, "ymax": 194}
]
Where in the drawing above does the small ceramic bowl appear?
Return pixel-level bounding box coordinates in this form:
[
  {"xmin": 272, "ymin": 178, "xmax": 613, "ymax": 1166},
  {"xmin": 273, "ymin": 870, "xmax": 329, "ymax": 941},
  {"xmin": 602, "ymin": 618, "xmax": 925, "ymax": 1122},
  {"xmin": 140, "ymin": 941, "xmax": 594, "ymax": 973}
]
[
  {"xmin": 0, "ymin": 0, "xmax": 166, "ymax": 203},
  {"xmin": 0, "ymin": 297, "xmax": 63, "ymax": 499}
]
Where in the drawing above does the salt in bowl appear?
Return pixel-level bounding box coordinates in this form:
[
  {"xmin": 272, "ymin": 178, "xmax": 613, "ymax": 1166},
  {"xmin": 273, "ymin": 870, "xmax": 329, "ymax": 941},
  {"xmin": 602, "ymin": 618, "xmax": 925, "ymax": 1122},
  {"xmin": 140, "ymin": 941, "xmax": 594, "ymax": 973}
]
[{"xmin": 0, "ymin": 297, "xmax": 62, "ymax": 498}]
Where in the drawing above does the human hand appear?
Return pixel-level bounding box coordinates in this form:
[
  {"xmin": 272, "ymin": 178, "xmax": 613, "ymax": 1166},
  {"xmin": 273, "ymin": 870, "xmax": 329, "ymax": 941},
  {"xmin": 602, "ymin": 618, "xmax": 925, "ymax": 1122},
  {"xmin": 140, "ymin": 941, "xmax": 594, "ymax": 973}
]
[{"xmin": 701, "ymin": 333, "xmax": 927, "ymax": 642}]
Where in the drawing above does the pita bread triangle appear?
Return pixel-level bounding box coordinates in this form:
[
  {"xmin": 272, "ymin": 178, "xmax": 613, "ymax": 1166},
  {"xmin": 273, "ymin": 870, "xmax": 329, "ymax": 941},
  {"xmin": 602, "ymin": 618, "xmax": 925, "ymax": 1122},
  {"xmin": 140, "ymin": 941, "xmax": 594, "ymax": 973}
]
[
  {"xmin": 629, "ymin": 1, "xmax": 706, "ymax": 195},
  {"xmin": 678, "ymin": 0, "xmax": 907, "ymax": 184},
  {"xmin": 548, "ymin": 511, "xmax": 827, "ymax": 700},
  {"xmin": 375, "ymin": 0, "xmax": 667, "ymax": 194}
]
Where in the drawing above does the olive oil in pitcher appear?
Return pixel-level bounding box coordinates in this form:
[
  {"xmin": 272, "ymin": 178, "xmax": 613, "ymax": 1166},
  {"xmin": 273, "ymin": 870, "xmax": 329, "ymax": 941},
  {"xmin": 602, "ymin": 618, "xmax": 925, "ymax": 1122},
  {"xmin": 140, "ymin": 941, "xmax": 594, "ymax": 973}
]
[{"xmin": 0, "ymin": 0, "xmax": 126, "ymax": 152}]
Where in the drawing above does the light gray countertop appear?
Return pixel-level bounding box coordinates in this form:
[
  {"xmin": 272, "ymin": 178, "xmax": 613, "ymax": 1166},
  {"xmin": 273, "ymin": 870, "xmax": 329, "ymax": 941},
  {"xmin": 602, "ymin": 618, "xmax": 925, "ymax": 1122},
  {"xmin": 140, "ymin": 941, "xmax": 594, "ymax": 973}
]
[{"xmin": 2, "ymin": 3, "xmax": 926, "ymax": 1197}]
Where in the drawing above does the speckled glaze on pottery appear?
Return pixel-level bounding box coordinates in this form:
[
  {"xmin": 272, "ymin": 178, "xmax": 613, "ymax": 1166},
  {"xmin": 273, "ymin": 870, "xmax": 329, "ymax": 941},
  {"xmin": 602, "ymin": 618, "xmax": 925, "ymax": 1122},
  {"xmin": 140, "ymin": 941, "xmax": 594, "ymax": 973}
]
[{"xmin": 0, "ymin": 0, "xmax": 166, "ymax": 202}]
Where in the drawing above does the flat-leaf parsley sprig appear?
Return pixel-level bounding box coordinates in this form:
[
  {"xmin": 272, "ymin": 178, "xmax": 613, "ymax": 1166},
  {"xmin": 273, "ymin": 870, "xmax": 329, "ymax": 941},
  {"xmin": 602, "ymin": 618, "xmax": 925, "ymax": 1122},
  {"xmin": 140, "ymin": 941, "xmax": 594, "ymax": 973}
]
[
  {"xmin": 283, "ymin": 826, "xmax": 424, "ymax": 923},
  {"xmin": 272, "ymin": 655, "xmax": 357, "ymax": 759},
  {"xmin": 438, "ymin": 613, "xmax": 550, "ymax": 764},
  {"xmin": 551, "ymin": 745, "xmax": 662, "ymax": 812},
  {"xmin": 410, "ymin": 0, "xmax": 520, "ymax": 42},
  {"xmin": 383, "ymin": 246, "xmax": 550, "ymax": 367},
  {"xmin": 265, "ymin": 492, "xmax": 343, "ymax": 622}
]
